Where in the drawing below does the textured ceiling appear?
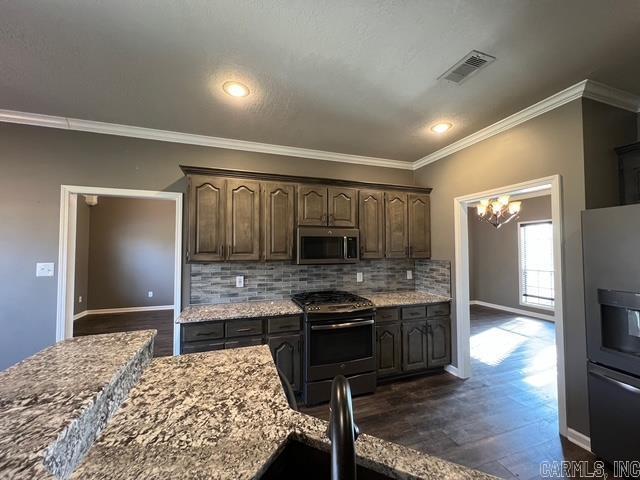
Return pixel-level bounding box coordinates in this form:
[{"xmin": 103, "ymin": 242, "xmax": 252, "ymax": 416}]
[{"xmin": 1, "ymin": 0, "xmax": 640, "ymax": 162}]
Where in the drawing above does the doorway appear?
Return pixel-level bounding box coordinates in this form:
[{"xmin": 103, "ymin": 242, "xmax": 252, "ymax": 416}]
[
  {"xmin": 56, "ymin": 186, "xmax": 182, "ymax": 355},
  {"xmin": 453, "ymin": 175, "xmax": 569, "ymax": 439}
]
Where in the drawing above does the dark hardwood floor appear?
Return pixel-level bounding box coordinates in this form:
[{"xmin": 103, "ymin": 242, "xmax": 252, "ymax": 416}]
[
  {"xmin": 73, "ymin": 309, "xmax": 174, "ymax": 357},
  {"xmin": 302, "ymin": 306, "xmax": 603, "ymax": 479}
]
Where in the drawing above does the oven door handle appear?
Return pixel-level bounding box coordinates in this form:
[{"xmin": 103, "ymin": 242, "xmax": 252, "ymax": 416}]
[{"xmin": 311, "ymin": 319, "xmax": 374, "ymax": 331}]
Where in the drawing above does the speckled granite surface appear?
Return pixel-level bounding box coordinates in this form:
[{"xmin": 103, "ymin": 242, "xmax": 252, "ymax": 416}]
[
  {"xmin": 72, "ymin": 346, "xmax": 493, "ymax": 480},
  {"xmin": 177, "ymin": 299, "xmax": 302, "ymax": 323},
  {"xmin": 366, "ymin": 290, "xmax": 451, "ymax": 308},
  {"xmin": 0, "ymin": 330, "xmax": 155, "ymax": 480}
]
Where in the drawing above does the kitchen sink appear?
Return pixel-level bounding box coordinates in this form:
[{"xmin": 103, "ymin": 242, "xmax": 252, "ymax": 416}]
[{"xmin": 259, "ymin": 438, "xmax": 395, "ymax": 480}]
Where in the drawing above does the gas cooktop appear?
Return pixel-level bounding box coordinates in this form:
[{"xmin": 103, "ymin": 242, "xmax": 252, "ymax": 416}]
[{"xmin": 291, "ymin": 290, "xmax": 374, "ymax": 314}]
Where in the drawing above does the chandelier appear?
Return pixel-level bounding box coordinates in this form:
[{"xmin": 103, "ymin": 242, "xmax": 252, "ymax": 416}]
[{"xmin": 476, "ymin": 195, "xmax": 521, "ymax": 228}]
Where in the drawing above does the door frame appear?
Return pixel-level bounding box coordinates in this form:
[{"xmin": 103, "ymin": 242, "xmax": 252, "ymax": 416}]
[
  {"xmin": 452, "ymin": 174, "xmax": 567, "ymax": 436},
  {"xmin": 56, "ymin": 185, "xmax": 183, "ymax": 355}
]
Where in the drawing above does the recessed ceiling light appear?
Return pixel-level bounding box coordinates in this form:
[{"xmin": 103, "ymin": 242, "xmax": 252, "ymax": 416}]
[
  {"xmin": 430, "ymin": 122, "xmax": 453, "ymax": 134},
  {"xmin": 222, "ymin": 81, "xmax": 250, "ymax": 97}
]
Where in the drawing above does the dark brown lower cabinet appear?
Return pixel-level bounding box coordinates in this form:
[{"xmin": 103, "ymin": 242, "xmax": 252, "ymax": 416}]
[
  {"xmin": 427, "ymin": 317, "xmax": 451, "ymax": 367},
  {"xmin": 375, "ymin": 324, "xmax": 401, "ymax": 377},
  {"xmin": 268, "ymin": 334, "xmax": 302, "ymax": 392},
  {"xmin": 401, "ymin": 320, "xmax": 429, "ymax": 371}
]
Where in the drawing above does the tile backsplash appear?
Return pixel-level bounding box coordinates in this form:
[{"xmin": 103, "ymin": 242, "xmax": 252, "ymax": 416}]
[{"xmin": 190, "ymin": 259, "xmax": 451, "ymax": 305}]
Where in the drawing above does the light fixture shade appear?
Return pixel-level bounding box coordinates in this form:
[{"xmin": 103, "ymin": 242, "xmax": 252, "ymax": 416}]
[
  {"xmin": 498, "ymin": 195, "xmax": 510, "ymax": 206},
  {"xmin": 476, "ymin": 204, "xmax": 486, "ymax": 216},
  {"xmin": 508, "ymin": 201, "xmax": 522, "ymax": 214}
]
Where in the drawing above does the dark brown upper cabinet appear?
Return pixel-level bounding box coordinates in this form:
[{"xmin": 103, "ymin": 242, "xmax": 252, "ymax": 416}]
[
  {"xmin": 298, "ymin": 185, "xmax": 328, "ymax": 226},
  {"xmin": 359, "ymin": 190, "xmax": 384, "ymax": 259},
  {"xmin": 226, "ymin": 179, "xmax": 260, "ymax": 261},
  {"xmin": 262, "ymin": 183, "xmax": 295, "ymax": 261},
  {"xmin": 188, "ymin": 175, "xmax": 226, "ymax": 262},
  {"xmin": 385, "ymin": 191, "xmax": 408, "ymax": 258},
  {"xmin": 298, "ymin": 185, "xmax": 357, "ymax": 227},
  {"xmin": 408, "ymin": 194, "xmax": 431, "ymax": 259},
  {"xmin": 327, "ymin": 187, "xmax": 357, "ymax": 227}
]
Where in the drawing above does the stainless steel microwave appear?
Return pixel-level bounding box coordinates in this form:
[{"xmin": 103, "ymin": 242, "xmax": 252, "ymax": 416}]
[{"xmin": 297, "ymin": 227, "xmax": 359, "ymax": 264}]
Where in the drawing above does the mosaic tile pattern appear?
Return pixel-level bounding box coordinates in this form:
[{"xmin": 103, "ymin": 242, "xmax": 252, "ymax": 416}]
[
  {"xmin": 190, "ymin": 259, "xmax": 418, "ymax": 304},
  {"xmin": 415, "ymin": 259, "xmax": 451, "ymax": 297}
]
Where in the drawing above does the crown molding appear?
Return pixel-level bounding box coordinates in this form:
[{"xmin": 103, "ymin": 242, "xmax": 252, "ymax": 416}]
[
  {"xmin": 1, "ymin": 79, "xmax": 638, "ymax": 172},
  {"xmin": 413, "ymin": 79, "xmax": 640, "ymax": 170},
  {"xmin": 0, "ymin": 109, "xmax": 413, "ymax": 171}
]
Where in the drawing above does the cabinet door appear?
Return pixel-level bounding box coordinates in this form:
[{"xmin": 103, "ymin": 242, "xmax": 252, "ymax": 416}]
[
  {"xmin": 328, "ymin": 187, "xmax": 357, "ymax": 227},
  {"xmin": 402, "ymin": 320, "xmax": 428, "ymax": 371},
  {"xmin": 188, "ymin": 175, "xmax": 226, "ymax": 262},
  {"xmin": 226, "ymin": 180, "xmax": 261, "ymax": 261},
  {"xmin": 298, "ymin": 185, "xmax": 328, "ymax": 225},
  {"xmin": 385, "ymin": 192, "xmax": 408, "ymax": 258},
  {"xmin": 262, "ymin": 183, "xmax": 295, "ymax": 260},
  {"xmin": 408, "ymin": 194, "xmax": 431, "ymax": 259},
  {"xmin": 427, "ymin": 317, "xmax": 451, "ymax": 367},
  {"xmin": 359, "ymin": 190, "xmax": 384, "ymax": 259},
  {"xmin": 376, "ymin": 324, "xmax": 401, "ymax": 377},
  {"xmin": 268, "ymin": 334, "xmax": 302, "ymax": 392}
]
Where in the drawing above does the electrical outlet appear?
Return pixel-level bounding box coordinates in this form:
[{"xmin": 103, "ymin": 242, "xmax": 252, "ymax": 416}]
[
  {"xmin": 36, "ymin": 262, "xmax": 54, "ymax": 277},
  {"xmin": 148, "ymin": 291, "xmax": 154, "ymax": 298},
  {"xmin": 406, "ymin": 270, "xmax": 413, "ymax": 280},
  {"xmin": 356, "ymin": 272, "xmax": 363, "ymax": 283},
  {"xmin": 78, "ymin": 296, "xmax": 83, "ymax": 304},
  {"xmin": 236, "ymin": 275, "xmax": 244, "ymax": 288}
]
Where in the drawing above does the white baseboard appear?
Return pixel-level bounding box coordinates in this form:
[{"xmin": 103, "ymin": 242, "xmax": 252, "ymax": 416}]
[
  {"xmin": 444, "ymin": 364, "xmax": 468, "ymax": 379},
  {"xmin": 470, "ymin": 300, "xmax": 555, "ymax": 322},
  {"xmin": 566, "ymin": 428, "xmax": 591, "ymax": 452},
  {"xmin": 73, "ymin": 305, "xmax": 174, "ymax": 321}
]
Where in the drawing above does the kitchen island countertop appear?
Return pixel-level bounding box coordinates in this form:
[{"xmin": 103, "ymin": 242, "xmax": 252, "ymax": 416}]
[
  {"xmin": 0, "ymin": 330, "xmax": 155, "ymax": 479},
  {"xmin": 72, "ymin": 345, "xmax": 492, "ymax": 480}
]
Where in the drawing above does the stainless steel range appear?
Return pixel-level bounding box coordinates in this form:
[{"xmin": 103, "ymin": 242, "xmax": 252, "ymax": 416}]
[{"xmin": 292, "ymin": 290, "xmax": 376, "ymax": 405}]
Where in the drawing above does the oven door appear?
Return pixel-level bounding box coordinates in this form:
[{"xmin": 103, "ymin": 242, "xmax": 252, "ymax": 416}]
[
  {"xmin": 297, "ymin": 227, "xmax": 359, "ymax": 264},
  {"xmin": 306, "ymin": 315, "xmax": 375, "ymax": 381}
]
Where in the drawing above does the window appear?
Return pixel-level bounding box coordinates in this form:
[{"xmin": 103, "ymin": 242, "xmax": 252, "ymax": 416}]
[{"xmin": 518, "ymin": 221, "xmax": 554, "ymax": 309}]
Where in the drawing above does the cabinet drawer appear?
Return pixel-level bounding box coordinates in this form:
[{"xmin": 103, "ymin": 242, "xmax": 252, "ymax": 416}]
[
  {"xmin": 376, "ymin": 308, "xmax": 400, "ymax": 323},
  {"xmin": 226, "ymin": 319, "xmax": 264, "ymax": 338},
  {"xmin": 401, "ymin": 306, "xmax": 427, "ymax": 320},
  {"xmin": 427, "ymin": 303, "xmax": 450, "ymax": 317},
  {"xmin": 267, "ymin": 316, "xmax": 301, "ymax": 334},
  {"xmin": 225, "ymin": 336, "xmax": 264, "ymax": 349},
  {"xmin": 182, "ymin": 322, "xmax": 224, "ymax": 343},
  {"xmin": 181, "ymin": 340, "xmax": 225, "ymax": 354}
]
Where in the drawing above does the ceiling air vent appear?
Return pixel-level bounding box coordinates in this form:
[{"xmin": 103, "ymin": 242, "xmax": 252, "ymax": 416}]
[{"xmin": 439, "ymin": 50, "xmax": 496, "ymax": 84}]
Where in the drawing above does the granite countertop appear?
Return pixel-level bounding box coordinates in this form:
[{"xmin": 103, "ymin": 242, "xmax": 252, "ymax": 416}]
[
  {"xmin": 366, "ymin": 291, "xmax": 451, "ymax": 308},
  {"xmin": 0, "ymin": 330, "xmax": 155, "ymax": 480},
  {"xmin": 177, "ymin": 299, "xmax": 303, "ymax": 323},
  {"xmin": 73, "ymin": 346, "xmax": 493, "ymax": 480}
]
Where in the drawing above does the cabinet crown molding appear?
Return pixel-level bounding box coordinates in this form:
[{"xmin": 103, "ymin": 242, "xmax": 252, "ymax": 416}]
[{"xmin": 180, "ymin": 165, "xmax": 432, "ymax": 194}]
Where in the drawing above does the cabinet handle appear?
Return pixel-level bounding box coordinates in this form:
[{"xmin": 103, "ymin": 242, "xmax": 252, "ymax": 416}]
[
  {"xmin": 322, "ymin": 213, "xmax": 327, "ymax": 224},
  {"xmin": 405, "ymin": 246, "xmax": 409, "ymax": 256},
  {"xmin": 409, "ymin": 246, "xmax": 412, "ymax": 257},
  {"xmin": 235, "ymin": 327, "xmax": 254, "ymax": 332},
  {"xmin": 329, "ymin": 214, "xmax": 334, "ymax": 225},
  {"xmin": 218, "ymin": 244, "xmax": 222, "ymax": 257}
]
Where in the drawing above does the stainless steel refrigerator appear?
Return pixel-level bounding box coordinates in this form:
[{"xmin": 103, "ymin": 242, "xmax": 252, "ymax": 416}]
[{"xmin": 582, "ymin": 204, "xmax": 640, "ymax": 462}]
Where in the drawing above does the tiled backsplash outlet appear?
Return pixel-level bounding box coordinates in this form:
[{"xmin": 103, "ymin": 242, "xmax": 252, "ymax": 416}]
[{"xmin": 190, "ymin": 259, "xmax": 451, "ymax": 305}]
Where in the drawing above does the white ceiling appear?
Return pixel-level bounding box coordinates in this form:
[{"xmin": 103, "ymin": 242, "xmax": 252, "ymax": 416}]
[{"xmin": 1, "ymin": 0, "xmax": 640, "ymax": 162}]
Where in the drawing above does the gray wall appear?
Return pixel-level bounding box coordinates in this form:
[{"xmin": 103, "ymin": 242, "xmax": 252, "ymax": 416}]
[
  {"xmin": 413, "ymin": 98, "xmax": 637, "ymax": 437},
  {"xmin": 87, "ymin": 196, "xmax": 175, "ymax": 310},
  {"xmin": 73, "ymin": 199, "xmax": 91, "ymax": 315},
  {"xmin": 0, "ymin": 122, "xmax": 413, "ymax": 370},
  {"xmin": 469, "ymin": 195, "xmax": 552, "ymax": 316}
]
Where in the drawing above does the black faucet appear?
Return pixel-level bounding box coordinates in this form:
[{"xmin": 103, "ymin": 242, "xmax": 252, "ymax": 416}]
[{"xmin": 327, "ymin": 375, "xmax": 360, "ymax": 480}]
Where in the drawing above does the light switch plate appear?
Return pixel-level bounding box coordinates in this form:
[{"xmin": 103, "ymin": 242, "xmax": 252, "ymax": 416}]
[
  {"xmin": 236, "ymin": 276, "xmax": 244, "ymax": 288},
  {"xmin": 36, "ymin": 262, "xmax": 54, "ymax": 277},
  {"xmin": 356, "ymin": 272, "xmax": 363, "ymax": 283},
  {"xmin": 406, "ymin": 270, "xmax": 413, "ymax": 280}
]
